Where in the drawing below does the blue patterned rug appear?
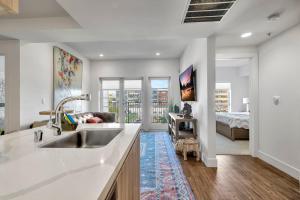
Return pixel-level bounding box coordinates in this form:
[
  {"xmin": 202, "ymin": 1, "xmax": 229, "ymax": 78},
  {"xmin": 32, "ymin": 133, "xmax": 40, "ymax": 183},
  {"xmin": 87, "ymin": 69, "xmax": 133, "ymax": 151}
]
[{"xmin": 140, "ymin": 132, "xmax": 195, "ymax": 200}]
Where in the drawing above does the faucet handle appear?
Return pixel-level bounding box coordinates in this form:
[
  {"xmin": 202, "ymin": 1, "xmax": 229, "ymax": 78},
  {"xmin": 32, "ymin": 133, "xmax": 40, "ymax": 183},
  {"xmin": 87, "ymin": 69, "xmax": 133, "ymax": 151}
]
[
  {"xmin": 34, "ymin": 130, "xmax": 43, "ymax": 143},
  {"xmin": 57, "ymin": 128, "xmax": 61, "ymax": 136},
  {"xmin": 38, "ymin": 130, "xmax": 43, "ymax": 141}
]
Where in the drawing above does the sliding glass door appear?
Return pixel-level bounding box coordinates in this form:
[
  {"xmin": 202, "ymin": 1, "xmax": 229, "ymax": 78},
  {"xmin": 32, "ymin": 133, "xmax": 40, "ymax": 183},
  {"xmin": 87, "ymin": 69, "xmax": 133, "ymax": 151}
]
[
  {"xmin": 124, "ymin": 80, "xmax": 142, "ymax": 123},
  {"xmin": 149, "ymin": 78, "xmax": 169, "ymax": 129},
  {"xmin": 101, "ymin": 80, "xmax": 121, "ymax": 122},
  {"xmin": 100, "ymin": 77, "xmax": 170, "ymax": 129},
  {"xmin": 100, "ymin": 78, "xmax": 143, "ymax": 123}
]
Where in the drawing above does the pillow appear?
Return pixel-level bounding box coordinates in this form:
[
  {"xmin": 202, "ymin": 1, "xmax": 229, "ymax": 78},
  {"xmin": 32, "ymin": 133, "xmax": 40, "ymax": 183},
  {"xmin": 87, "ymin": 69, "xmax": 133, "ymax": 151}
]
[
  {"xmin": 82, "ymin": 115, "xmax": 91, "ymax": 123},
  {"xmin": 85, "ymin": 113, "xmax": 93, "ymax": 118},
  {"xmin": 86, "ymin": 117, "xmax": 103, "ymax": 124}
]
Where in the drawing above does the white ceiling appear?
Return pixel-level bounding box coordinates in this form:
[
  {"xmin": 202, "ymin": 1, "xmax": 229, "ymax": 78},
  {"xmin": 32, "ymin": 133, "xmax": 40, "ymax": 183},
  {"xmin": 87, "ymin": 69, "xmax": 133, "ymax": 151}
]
[
  {"xmin": 0, "ymin": 0, "xmax": 300, "ymax": 60},
  {"xmin": 56, "ymin": 0, "xmax": 216, "ymax": 40},
  {"xmin": 215, "ymin": 0, "xmax": 300, "ymax": 47},
  {"xmin": 1, "ymin": 0, "xmax": 69, "ymax": 18},
  {"xmin": 66, "ymin": 39, "xmax": 190, "ymax": 60}
]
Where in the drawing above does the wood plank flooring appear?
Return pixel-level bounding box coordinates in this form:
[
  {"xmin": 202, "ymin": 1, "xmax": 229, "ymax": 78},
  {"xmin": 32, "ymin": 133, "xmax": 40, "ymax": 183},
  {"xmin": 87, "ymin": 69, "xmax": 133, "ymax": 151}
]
[{"xmin": 178, "ymin": 155, "xmax": 300, "ymax": 200}]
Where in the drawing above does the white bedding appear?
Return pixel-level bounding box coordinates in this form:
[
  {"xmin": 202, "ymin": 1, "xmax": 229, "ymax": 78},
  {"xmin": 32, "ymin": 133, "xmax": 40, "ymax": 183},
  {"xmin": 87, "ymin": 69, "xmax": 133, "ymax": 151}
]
[{"xmin": 216, "ymin": 112, "xmax": 249, "ymax": 129}]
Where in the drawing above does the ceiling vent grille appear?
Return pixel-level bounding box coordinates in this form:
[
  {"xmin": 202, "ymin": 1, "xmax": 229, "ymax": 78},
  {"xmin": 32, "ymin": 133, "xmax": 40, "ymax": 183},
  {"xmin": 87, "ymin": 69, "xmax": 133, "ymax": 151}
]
[{"xmin": 183, "ymin": 0, "xmax": 236, "ymax": 23}]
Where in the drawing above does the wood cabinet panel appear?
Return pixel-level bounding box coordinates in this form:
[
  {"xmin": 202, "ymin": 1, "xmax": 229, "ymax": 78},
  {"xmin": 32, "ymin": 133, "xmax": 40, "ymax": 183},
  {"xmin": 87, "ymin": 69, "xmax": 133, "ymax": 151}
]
[{"xmin": 116, "ymin": 133, "xmax": 140, "ymax": 200}]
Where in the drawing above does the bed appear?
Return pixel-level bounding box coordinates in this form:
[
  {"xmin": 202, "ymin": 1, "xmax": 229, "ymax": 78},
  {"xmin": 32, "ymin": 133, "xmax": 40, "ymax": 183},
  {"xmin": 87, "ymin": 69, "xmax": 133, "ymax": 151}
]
[{"xmin": 216, "ymin": 112, "xmax": 249, "ymax": 140}]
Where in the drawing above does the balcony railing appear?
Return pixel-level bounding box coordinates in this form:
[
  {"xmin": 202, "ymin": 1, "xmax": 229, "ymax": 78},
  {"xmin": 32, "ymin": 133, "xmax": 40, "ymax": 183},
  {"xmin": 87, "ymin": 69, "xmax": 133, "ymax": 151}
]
[
  {"xmin": 152, "ymin": 101, "xmax": 168, "ymax": 123},
  {"xmin": 125, "ymin": 101, "xmax": 142, "ymax": 123},
  {"xmin": 106, "ymin": 101, "xmax": 169, "ymax": 124},
  {"xmin": 106, "ymin": 101, "xmax": 119, "ymax": 122}
]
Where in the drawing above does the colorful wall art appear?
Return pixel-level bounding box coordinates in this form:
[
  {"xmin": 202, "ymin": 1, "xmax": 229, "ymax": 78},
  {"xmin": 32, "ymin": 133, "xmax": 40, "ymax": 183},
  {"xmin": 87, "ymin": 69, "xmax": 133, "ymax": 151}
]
[{"xmin": 53, "ymin": 47, "xmax": 83, "ymax": 112}]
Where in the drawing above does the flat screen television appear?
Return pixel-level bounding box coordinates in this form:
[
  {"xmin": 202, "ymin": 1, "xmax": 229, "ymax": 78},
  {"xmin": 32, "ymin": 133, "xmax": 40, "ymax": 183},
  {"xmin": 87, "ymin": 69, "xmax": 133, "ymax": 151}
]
[{"xmin": 179, "ymin": 65, "xmax": 196, "ymax": 101}]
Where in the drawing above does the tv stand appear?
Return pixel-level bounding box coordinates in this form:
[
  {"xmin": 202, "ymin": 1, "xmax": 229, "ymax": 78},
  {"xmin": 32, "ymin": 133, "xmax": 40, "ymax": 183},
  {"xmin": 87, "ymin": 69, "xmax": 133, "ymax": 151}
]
[{"xmin": 168, "ymin": 113, "xmax": 197, "ymax": 142}]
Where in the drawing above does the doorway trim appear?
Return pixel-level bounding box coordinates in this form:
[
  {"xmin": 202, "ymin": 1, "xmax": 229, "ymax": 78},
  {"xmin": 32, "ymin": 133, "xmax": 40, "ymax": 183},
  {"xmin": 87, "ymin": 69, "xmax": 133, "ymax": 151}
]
[{"xmin": 216, "ymin": 47, "xmax": 259, "ymax": 157}]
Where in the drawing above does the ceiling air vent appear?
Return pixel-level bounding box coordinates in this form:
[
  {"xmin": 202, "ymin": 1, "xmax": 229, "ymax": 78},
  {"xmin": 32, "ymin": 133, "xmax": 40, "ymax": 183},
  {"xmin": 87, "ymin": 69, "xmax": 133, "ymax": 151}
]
[{"xmin": 183, "ymin": 0, "xmax": 236, "ymax": 23}]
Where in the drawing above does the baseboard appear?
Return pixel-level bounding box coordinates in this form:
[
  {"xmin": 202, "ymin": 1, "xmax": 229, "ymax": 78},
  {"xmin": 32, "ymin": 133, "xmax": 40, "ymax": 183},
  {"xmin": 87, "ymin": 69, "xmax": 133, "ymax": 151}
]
[
  {"xmin": 258, "ymin": 150, "xmax": 300, "ymax": 181},
  {"xmin": 201, "ymin": 153, "xmax": 218, "ymax": 167}
]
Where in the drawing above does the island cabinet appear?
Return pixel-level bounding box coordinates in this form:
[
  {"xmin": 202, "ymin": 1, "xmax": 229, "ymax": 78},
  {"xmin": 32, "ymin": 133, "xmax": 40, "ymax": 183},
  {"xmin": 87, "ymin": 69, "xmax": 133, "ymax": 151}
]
[{"xmin": 106, "ymin": 133, "xmax": 140, "ymax": 200}]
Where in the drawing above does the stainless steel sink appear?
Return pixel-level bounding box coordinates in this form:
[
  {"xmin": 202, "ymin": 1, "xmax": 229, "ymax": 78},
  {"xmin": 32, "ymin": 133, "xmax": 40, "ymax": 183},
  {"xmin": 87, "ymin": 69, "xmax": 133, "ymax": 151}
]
[{"xmin": 40, "ymin": 129, "xmax": 122, "ymax": 148}]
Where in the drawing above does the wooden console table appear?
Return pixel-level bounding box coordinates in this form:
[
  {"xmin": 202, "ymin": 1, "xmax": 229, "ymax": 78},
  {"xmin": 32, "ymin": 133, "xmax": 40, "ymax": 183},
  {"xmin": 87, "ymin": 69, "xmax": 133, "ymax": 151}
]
[{"xmin": 168, "ymin": 113, "xmax": 197, "ymax": 142}]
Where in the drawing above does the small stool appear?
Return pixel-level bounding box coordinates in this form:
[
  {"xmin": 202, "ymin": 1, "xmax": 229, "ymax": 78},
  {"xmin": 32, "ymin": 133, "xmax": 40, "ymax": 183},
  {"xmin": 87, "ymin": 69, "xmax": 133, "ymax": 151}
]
[{"xmin": 175, "ymin": 138, "xmax": 200, "ymax": 161}]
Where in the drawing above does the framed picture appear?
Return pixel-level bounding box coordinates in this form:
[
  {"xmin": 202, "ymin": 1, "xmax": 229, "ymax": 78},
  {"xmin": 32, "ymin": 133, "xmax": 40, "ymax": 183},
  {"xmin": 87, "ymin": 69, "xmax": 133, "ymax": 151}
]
[
  {"xmin": 53, "ymin": 47, "xmax": 83, "ymax": 112},
  {"xmin": 179, "ymin": 65, "xmax": 196, "ymax": 101}
]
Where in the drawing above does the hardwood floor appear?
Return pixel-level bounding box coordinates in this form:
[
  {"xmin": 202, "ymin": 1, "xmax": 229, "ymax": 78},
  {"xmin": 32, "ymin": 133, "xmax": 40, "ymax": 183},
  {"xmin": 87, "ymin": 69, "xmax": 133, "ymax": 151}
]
[{"xmin": 179, "ymin": 155, "xmax": 300, "ymax": 200}]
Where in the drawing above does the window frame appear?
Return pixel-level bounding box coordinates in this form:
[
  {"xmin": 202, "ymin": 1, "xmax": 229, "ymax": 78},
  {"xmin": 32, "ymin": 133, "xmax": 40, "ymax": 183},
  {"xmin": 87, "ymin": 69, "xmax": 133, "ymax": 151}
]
[{"xmin": 215, "ymin": 82, "xmax": 232, "ymax": 113}]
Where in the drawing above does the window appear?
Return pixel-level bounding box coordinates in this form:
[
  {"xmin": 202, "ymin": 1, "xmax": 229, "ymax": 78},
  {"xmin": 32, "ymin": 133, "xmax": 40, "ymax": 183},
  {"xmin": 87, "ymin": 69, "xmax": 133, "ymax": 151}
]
[
  {"xmin": 100, "ymin": 78, "xmax": 143, "ymax": 123},
  {"xmin": 215, "ymin": 83, "xmax": 231, "ymax": 112},
  {"xmin": 101, "ymin": 80, "xmax": 120, "ymax": 122},
  {"xmin": 124, "ymin": 80, "xmax": 142, "ymax": 123},
  {"xmin": 150, "ymin": 78, "xmax": 169, "ymax": 123}
]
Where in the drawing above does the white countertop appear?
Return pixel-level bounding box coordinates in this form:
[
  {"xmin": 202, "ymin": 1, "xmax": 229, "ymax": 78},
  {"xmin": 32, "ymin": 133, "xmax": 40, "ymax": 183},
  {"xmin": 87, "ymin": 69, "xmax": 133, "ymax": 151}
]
[{"xmin": 0, "ymin": 123, "xmax": 141, "ymax": 200}]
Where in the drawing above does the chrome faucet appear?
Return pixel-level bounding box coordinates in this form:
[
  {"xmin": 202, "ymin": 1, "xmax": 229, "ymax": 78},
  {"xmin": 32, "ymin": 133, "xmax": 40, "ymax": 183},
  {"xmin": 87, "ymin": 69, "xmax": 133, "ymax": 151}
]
[{"xmin": 51, "ymin": 94, "xmax": 91, "ymax": 135}]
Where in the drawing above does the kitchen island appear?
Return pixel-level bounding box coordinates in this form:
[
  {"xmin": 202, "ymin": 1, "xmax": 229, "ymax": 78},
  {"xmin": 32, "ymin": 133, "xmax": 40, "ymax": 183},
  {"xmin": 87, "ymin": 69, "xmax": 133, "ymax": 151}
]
[{"xmin": 0, "ymin": 123, "xmax": 141, "ymax": 200}]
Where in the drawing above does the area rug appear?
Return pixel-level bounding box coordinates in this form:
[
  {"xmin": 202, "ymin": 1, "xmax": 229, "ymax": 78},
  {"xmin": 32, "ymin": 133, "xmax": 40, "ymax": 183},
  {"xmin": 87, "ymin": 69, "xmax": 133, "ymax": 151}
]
[{"xmin": 140, "ymin": 132, "xmax": 195, "ymax": 200}]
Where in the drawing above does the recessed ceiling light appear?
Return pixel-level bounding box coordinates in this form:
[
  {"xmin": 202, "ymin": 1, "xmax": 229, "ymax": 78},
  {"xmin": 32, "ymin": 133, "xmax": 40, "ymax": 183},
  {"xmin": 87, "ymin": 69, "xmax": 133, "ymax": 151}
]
[
  {"xmin": 99, "ymin": 54, "xmax": 104, "ymax": 57},
  {"xmin": 241, "ymin": 32, "xmax": 252, "ymax": 38},
  {"xmin": 156, "ymin": 52, "xmax": 160, "ymax": 56}
]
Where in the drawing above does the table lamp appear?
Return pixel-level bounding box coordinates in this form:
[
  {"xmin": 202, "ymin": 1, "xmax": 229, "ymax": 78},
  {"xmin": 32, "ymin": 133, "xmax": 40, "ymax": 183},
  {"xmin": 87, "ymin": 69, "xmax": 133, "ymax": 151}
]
[{"xmin": 243, "ymin": 97, "xmax": 249, "ymax": 112}]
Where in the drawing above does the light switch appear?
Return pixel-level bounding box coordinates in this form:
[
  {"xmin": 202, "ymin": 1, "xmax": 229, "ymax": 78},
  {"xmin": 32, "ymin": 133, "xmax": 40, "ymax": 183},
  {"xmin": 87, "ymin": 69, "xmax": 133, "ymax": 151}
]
[
  {"xmin": 273, "ymin": 96, "xmax": 280, "ymax": 105},
  {"xmin": 41, "ymin": 97, "xmax": 45, "ymax": 105}
]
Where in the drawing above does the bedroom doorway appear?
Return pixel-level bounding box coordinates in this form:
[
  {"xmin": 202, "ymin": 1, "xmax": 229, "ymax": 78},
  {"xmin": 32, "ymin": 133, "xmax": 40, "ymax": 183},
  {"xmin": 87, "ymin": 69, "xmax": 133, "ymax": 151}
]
[{"xmin": 215, "ymin": 58, "xmax": 251, "ymax": 155}]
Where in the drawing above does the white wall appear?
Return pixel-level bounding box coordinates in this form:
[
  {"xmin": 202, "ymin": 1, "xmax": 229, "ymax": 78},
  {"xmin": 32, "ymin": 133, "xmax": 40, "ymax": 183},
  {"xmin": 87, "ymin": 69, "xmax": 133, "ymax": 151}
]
[
  {"xmin": 180, "ymin": 37, "xmax": 217, "ymax": 167},
  {"xmin": 90, "ymin": 59, "xmax": 180, "ymax": 130},
  {"xmin": 216, "ymin": 67, "xmax": 249, "ymax": 112},
  {"xmin": 20, "ymin": 42, "xmax": 90, "ymax": 129},
  {"xmin": 258, "ymin": 24, "xmax": 300, "ymax": 180},
  {"xmin": 0, "ymin": 56, "xmax": 4, "ymax": 72},
  {"xmin": 0, "ymin": 40, "xmax": 20, "ymax": 133},
  {"xmin": 0, "ymin": 56, "xmax": 5, "ymax": 129}
]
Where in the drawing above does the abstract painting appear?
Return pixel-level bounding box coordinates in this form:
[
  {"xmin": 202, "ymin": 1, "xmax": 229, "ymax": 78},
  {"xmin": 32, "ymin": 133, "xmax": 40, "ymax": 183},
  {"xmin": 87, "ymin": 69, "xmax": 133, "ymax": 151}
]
[{"xmin": 53, "ymin": 47, "xmax": 83, "ymax": 112}]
